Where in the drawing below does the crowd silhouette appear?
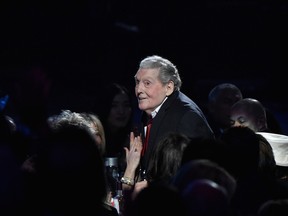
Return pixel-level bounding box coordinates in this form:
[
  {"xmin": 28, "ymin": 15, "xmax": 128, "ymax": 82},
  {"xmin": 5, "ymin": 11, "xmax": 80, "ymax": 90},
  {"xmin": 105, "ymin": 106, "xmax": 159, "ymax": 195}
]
[{"xmin": 1, "ymin": 56, "xmax": 288, "ymax": 216}]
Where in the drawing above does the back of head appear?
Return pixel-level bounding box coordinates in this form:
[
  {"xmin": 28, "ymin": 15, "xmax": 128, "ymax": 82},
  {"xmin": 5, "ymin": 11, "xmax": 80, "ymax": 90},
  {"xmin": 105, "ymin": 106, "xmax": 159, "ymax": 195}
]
[
  {"xmin": 181, "ymin": 137, "xmax": 227, "ymax": 169},
  {"xmin": 172, "ymin": 159, "xmax": 236, "ymax": 201},
  {"xmin": 181, "ymin": 179, "xmax": 230, "ymax": 216},
  {"xmin": 146, "ymin": 132, "xmax": 191, "ymax": 184},
  {"xmin": 207, "ymin": 83, "xmax": 243, "ymax": 132},
  {"xmin": 47, "ymin": 109, "xmax": 105, "ymax": 154},
  {"xmin": 139, "ymin": 55, "xmax": 182, "ymax": 91},
  {"xmin": 79, "ymin": 112, "xmax": 106, "ymax": 155},
  {"xmin": 208, "ymin": 83, "xmax": 243, "ymax": 104},
  {"xmin": 219, "ymin": 127, "xmax": 260, "ymax": 179},
  {"xmin": 130, "ymin": 183, "xmax": 186, "ymax": 216},
  {"xmin": 36, "ymin": 124, "xmax": 107, "ymax": 210}
]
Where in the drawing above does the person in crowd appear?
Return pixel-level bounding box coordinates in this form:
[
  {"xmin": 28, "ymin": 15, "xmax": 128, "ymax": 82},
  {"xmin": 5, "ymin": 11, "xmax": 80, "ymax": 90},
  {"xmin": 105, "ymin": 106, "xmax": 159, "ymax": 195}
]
[
  {"xmin": 121, "ymin": 132, "xmax": 190, "ymax": 211},
  {"xmin": 180, "ymin": 136, "xmax": 228, "ymax": 171},
  {"xmin": 21, "ymin": 109, "xmax": 113, "ymax": 209},
  {"xmin": 205, "ymin": 83, "xmax": 243, "ymax": 138},
  {"xmin": 181, "ymin": 179, "xmax": 231, "ymax": 216},
  {"xmin": 127, "ymin": 182, "xmax": 186, "ymax": 216},
  {"xmin": 171, "ymin": 159, "xmax": 237, "ymax": 216},
  {"xmin": 257, "ymin": 132, "xmax": 288, "ymax": 181},
  {"xmin": 172, "ymin": 159, "xmax": 237, "ymax": 203},
  {"xmin": 219, "ymin": 127, "xmax": 288, "ymax": 216},
  {"xmin": 145, "ymin": 132, "xmax": 191, "ymax": 186},
  {"xmin": 32, "ymin": 124, "xmax": 119, "ymax": 216},
  {"xmin": 121, "ymin": 132, "xmax": 191, "ymax": 216},
  {"xmin": 47, "ymin": 110, "xmax": 119, "ymax": 203},
  {"xmin": 91, "ymin": 82, "xmax": 134, "ymax": 175},
  {"xmin": 47, "ymin": 109, "xmax": 106, "ymax": 155},
  {"xmin": 230, "ymin": 98, "xmax": 270, "ymax": 132},
  {"xmin": 133, "ymin": 55, "xmax": 214, "ymax": 178},
  {"xmin": 229, "ymin": 97, "xmax": 288, "ymax": 181},
  {"xmin": 137, "ymin": 133, "xmax": 191, "ymax": 187}
]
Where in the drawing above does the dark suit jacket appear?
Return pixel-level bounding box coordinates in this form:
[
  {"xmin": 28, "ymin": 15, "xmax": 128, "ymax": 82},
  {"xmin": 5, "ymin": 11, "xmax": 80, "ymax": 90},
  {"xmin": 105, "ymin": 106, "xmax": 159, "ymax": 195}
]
[{"xmin": 141, "ymin": 90, "xmax": 215, "ymax": 171}]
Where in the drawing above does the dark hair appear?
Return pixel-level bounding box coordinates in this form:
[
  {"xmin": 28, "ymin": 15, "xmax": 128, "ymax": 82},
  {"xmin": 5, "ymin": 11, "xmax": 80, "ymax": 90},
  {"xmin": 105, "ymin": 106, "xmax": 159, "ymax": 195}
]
[
  {"xmin": 35, "ymin": 125, "xmax": 108, "ymax": 209},
  {"xmin": 219, "ymin": 127, "xmax": 260, "ymax": 179},
  {"xmin": 92, "ymin": 83, "xmax": 132, "ymax": 122},
  {"xmin": 146, "ymin": 132, "xmax": 190, "ymax": 184},
  {"xmin": 257, "ymin": 133, "xmax": 277, "ymax": 178}
]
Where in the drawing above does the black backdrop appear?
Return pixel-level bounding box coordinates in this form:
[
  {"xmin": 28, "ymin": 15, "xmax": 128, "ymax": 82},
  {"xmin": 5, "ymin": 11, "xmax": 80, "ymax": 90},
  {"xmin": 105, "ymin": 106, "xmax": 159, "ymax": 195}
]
[{"xmin": 1, "ymin": 0, "xmax": 288, "ymax": 132}]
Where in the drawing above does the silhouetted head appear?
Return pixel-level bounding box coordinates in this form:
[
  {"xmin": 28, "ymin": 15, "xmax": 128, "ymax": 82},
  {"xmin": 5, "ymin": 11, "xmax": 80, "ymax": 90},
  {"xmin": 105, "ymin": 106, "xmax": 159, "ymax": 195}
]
[
  {"xmin": 208, "ymin": 83, "xmax": 242, "ymax": 130},
  {"xmin": 181, "ymin": 179, "xmax": 230, "ymax": 216}
]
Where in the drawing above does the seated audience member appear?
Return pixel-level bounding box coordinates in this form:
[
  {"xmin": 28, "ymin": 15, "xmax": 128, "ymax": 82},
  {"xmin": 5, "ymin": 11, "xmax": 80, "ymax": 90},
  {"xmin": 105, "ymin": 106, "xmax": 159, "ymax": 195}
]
[
  {"xmin": 127, "ymin": 183, "xmax": 186, "ymax": 216},
  {"xmin": 33, "ymin": 124, "xmax": 118, "ymax": 216},
  {"xmin": 230, "ymin": 98, "xmax": 270, "ymax": 132},
  {"xmin": 181, "ymin": 179, "xmax": 231, "ymax": 216},
  {"xmin": 220, "ymin": 127, "xmax": 288, "ymax": 216},
  {"xmin": 171, "ymin": 159, "xmax": 237, "ymax": 216},
  {"xmin": 121, "ymin": 132, "xmax": 191, "ymax": 214},
  {"xmin": 23, "ymin": 109, "xmax": 106, "ymax": 173},
  {"xmin": 91, "ymin": 83, "xmax": 134, "ymax": 175},
  {"xmin": 145, "ymin": 132, "xmax": 191, "ymax": 186},
  {"xmin": 206, "ymin": 83, "xmax": 243, "ymax": 138},
  {"xmin": 257, "ymin": 132, "xmax": 288, "ymax": 181},
  {"xmin": 229, "ymin": 98, "xmax": 288, "ymax": 181},
  {"xmin": 180, "ymin": 137, "xmax": 229, "ymax": 171},
  {"xmin": 47, "ymin": 110, "xmax": 106, "ymax": 155},
  {"xmin": 172, "ymin": 159, "xmax": 236, "ymax": 202}
]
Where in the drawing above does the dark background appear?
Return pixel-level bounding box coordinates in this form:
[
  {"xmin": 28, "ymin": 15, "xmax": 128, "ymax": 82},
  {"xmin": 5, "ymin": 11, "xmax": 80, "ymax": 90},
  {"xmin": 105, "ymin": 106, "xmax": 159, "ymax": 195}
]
[{"xmin": 1, "ymin": 0, "xmax": 288, "ymax": 133}]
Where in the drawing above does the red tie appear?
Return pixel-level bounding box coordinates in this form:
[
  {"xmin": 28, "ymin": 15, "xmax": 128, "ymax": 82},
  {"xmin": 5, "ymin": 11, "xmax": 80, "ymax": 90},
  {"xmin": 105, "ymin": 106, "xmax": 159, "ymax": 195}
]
[{"xmin": 142, "ymin": 116, "xmax": 152, "ymax": 156}]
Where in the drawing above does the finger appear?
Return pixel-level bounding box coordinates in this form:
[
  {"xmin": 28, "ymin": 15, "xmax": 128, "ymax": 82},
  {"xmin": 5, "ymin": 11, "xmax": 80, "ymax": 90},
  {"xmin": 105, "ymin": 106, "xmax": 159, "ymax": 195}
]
[
  {"xmin": 123, "ymin": 147, "xmax": 129, "ymax": 158},
  {"xmin": 130, "ymin": 132, "xmax": 135, "ymax": 148},
  {"xmin": 136, "ymin": 136, "xmax": 143, "ymax": 147}
]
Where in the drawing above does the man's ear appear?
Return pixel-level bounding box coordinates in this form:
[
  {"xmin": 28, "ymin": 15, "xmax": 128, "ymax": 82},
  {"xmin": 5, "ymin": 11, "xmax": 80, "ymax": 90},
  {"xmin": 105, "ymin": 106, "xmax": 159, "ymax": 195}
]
[
  {"xmin": 166, "ymin": 81, "xmax": 175, "ymax": 96},
  {"xmin": 257, "ymin": 117, "xmax": 268, "ymax": 131}
]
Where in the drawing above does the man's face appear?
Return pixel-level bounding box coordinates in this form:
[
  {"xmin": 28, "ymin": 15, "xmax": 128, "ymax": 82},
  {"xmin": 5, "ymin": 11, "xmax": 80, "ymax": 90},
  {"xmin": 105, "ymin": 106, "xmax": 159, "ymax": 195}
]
[
  {"xmin": 134, "ymin": 68, "xmax": 172, "ymax": 115},
  {"xmin": 230, "ymin": 108, "xmax": 258, "ymax": 132}
]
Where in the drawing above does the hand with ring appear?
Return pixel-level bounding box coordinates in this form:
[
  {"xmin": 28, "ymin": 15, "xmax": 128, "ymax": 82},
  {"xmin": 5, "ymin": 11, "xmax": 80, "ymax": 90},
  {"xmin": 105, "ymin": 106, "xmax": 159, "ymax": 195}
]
[{"xmin": 123, "ymin": 132, "xmax": 143, "ymax": 189}]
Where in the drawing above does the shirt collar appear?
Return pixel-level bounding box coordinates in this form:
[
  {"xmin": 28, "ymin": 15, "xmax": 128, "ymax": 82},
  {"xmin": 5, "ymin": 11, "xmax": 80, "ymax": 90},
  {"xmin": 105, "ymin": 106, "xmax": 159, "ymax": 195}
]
[{"xmin": 151, "ymin": 96, "xmax": 168, "ymax": 119}]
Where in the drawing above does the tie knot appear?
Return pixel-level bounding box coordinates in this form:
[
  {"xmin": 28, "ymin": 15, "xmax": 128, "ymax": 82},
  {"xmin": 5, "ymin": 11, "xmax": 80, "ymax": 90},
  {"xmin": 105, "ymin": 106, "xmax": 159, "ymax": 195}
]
[{"xmin": 147, "ymin": 115, "xmax": 153, "ymax": 125}]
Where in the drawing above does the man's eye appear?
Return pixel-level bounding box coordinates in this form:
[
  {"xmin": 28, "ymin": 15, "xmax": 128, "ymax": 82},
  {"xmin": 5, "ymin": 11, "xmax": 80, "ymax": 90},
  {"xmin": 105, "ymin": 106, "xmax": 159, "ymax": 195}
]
[
  {"xmin": 144, "ymin": 81, "xmax": 151, "ymax": 87},
  {"xmin": 238, "ymin": 118, "xmax": 246, "ymax": 124}
]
